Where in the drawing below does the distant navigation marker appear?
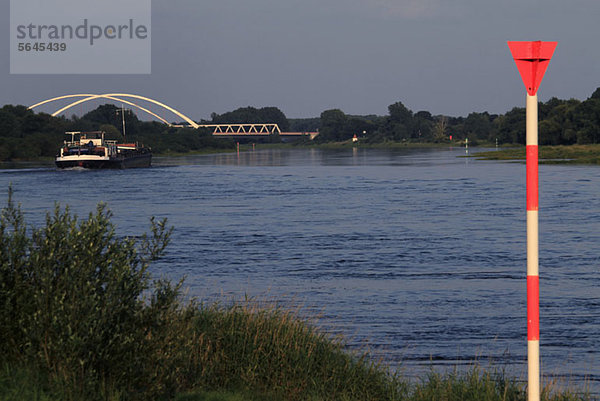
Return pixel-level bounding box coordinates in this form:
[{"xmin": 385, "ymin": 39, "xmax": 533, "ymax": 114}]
[{"xmin": 508, "ymin": 40, "xmax": 556, "ymax": 401}]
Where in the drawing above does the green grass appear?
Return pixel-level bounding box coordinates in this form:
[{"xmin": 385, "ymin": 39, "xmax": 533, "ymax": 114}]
[
  {"xmin": 174, "ymin": 389, "xmax": 283, "ymax": 401},
  {"xmin": 2, "ymin": 362, "xmax": 595, "ymax": 401},
  {"xmin": 409, "ymin": 367, "xmax": 594, "ymax": 401},
  {"xmin": 473, "ymin": 145, "xmax": 600, "ymax": 164},
  {"xmin": 177, "ymin": 300, "xmax": 406, "ymax": 401},
  {"xmin": 0, "ymin": 365, "xmax": 54, "ymax": 401},
  {"xmin": 174, "ymin": 392, "xmax": 248, "ymax": 401}
]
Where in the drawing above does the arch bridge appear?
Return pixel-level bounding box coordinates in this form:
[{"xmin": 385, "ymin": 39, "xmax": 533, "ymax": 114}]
[{"xmin": 29, "ymin": 93, "xmax": 318, "ymax": 139}]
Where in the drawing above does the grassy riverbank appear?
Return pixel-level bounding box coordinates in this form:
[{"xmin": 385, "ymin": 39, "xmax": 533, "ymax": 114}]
[
  {"xmin": 1, "ymin": 351, "xmax": 594, "ymax": 401},
  {"xmin": 472, "ymin": 145, "xmax": 600, "ymax": 164},
  {"xmin": 0, "ymin": 189, "xmax": 595, "ymax": 401}
]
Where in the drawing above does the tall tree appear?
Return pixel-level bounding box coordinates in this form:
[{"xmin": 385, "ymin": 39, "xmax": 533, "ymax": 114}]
[
  {"xmin": 318, "ymin": 109, "xmax": 348, "ymax": 142},
  {"xmin": 386, "ymin": 102, "xmax": 414, "ymax": 140},
  {"xmin": 433, "ymin": 116, "xmax": 448, "ymax": 142}
]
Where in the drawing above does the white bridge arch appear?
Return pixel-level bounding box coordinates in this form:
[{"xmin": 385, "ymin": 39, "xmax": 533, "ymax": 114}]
[
  {"xmin": 29, "ymin": 93, "xmax": 200, "ymax": 128},
  {"xmin": 28, "ymin": 93, "xmax": 290, "ymax": 137}
]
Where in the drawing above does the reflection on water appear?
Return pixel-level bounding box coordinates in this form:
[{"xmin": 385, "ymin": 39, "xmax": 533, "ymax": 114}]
[{"xmin": 1, "ymin": 147, "xmax": 599, "ymax": 388}]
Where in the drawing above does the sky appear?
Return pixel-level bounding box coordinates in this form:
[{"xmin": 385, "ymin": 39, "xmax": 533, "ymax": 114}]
[{"xmin": 1, "ymin": 0, "xmax": 600, "ymax": 121}]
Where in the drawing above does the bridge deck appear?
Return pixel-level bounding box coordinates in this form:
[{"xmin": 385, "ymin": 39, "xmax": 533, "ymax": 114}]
[{"xmin": 212, "ymin": 131, "xmax": 319, "ymax": 139}]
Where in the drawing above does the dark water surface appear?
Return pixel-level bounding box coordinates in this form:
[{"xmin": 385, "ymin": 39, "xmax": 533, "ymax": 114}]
[{"xmin": 1, "ymin": 147, "xmax": 599, "ymax": 388}]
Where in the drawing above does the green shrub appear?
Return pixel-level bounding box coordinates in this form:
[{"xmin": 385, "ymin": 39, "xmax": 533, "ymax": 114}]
[{"xmin": 0, "ymin": 186, "xmax": 177, "ymax": 400}]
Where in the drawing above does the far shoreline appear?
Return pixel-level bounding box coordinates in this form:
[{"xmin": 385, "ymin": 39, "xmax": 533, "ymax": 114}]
[
  {"xmin": 471, "ymin": 144, "xmax": 600, "ymax": 164},
  {"xmin": 7, "ymin": 142, "xmax": 599, "ymax": 169}
]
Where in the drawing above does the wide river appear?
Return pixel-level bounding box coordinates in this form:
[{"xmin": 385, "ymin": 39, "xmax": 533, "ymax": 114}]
[{"xmin": 1, "ymin": 147, "xmax": 598, "ymax": 389}]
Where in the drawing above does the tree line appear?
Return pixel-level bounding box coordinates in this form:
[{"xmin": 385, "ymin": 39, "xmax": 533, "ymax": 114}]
[
  {"xmin": 0, "ymin": 104, "xmax": 235, "ymax": 160},
  {"xmin": 2, "ymin": 88, "xmax": 600, "ymax": 160},
  {"xmin": 312, "ymin": 87, "xmax": 600, "ymax": 145}
]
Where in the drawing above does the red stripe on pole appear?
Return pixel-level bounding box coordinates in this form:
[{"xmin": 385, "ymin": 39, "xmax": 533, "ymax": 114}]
[
  {"xmin": 527, "ymin": 275, "xmax": 540, "ymax": 341},
  {"xmin": 526, "ymin": 145, "xmax": 539, "ymax": 211}
]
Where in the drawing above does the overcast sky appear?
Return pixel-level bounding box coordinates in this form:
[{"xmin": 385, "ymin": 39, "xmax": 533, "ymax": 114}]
[{"xmin": 2, "ymin": 0, "xmax": 599, "ymax": 120}]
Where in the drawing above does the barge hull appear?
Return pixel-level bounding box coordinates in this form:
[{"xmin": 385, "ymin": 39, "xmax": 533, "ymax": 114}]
[{"xmin": 55, "ymin": 154, "xmax": 152, "ymax": 169}]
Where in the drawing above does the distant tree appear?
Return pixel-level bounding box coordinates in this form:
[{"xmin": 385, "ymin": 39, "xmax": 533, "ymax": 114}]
[
  {"xmin": 568, "ymin": 90, "xmax": 600, "ymax": 143},
  {"xmin": 494, "ymin": 107, "xmax": 526, "ymax": 144},
  {"xmin": 433, "ymin": 116, "xmax": 448, "ymax": 142},
  {"xmin": 463, "ymin": 112, "xmax": 495, "ymax": 141},
  {"xmin": 0, "ymin": 105, "xmax": 31, "ymax": 119},
  {"xmin": 573, "ymin": 96, "xmax": 600, "ymax": 143},
  {"xmin": 211, "ymin": 106, "xmax": 290, "ymax": 131},
  {"xmin": 414, "ymin": 111, "xmax": 434, "ymax": 141},
  {"xmin": 0, "ymin": 109, "xmax": 19, "ymax": 137},
  {"xmin": 538, "ymin": 99, "xmax": 579, "ymax": 145},
  {"xmin": 345, "ymin": 117, "xmax": 376, "ymax": 139},
  {"xmin": 21, "ymin": 113, "xmax": 49, "ymax": 136},
  {"xmin": 415, "ymin": 110, "xmax": 433, "ymax": 121},
  {"xmin": 318, "ymin": 109, "xmax": 348, "ymax": 142},
  {"xmin": 388, "ymin": 102, "xmax": 413, "ymax": 125},
  {"xmin": 539, "ymin": 119, "xmax": 562, "ymax": 145},
  {"xmin": 288, "ymin": 117, "xmax": 321, "ymax": 132},
  {"xmin": 70, "ymin": 118, "xmax": 96, "ymax": 133},
  {"xmin": 99, "ymin": 124, "xmax": 122, "ymax": 139},
  {"xmin": 82, "ymin": 104, "xmax": 121, "ymax": 126},
  {"xmin": 82, "ymin": 104, "xmax": 141, "ymax": 135},
  {"xmin": 259, "ymin": 107, "xmax": 290, "ymax": 131},
  {"xmin": 386, "ymin": 102, "xmax": 414, "ymax": 140}
]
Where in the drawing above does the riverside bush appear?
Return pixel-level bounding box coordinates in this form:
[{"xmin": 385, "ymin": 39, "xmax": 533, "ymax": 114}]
[{"xmin": 0, "ymin": 186, "xmax": 178, "ymax": 399}]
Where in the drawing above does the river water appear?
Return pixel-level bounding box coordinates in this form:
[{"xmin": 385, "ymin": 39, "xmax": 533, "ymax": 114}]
[{"xmin": 1, "ymin": 147, "xmax": 599, "ymax": 389}]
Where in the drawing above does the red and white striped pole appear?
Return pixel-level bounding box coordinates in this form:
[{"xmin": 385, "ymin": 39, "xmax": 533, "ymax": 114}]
[
  {"xmin": 526, "ymin": 93, "xmax": 540, "ymax": 401},
  {"xmin": 508, "ymin": 40, "xmax": 556, "ymax": 401}
]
